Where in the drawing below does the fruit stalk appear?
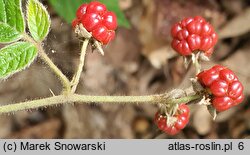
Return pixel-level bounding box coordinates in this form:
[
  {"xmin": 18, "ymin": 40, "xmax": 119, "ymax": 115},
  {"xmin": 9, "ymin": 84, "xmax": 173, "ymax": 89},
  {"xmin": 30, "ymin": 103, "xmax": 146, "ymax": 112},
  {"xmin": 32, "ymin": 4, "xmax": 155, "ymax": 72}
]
[{"xmin": 71, "ymin": 39, "xmax": 89, "ymax": 93}]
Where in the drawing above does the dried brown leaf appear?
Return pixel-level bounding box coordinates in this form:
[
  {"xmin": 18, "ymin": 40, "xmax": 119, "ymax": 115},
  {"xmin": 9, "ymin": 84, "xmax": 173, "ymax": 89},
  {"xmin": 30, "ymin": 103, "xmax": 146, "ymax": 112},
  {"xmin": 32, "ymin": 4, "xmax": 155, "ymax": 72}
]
[
  {"xmin": 7, "ymin": 118, "xmax": 61, "ymax": 138},
  {"xmin": 219, "ymin": 8, "xmax": 250, "ymax": 39},
  {"xmin": 193, "ymin": 105, "xmax": 212, "ymax": 135}
]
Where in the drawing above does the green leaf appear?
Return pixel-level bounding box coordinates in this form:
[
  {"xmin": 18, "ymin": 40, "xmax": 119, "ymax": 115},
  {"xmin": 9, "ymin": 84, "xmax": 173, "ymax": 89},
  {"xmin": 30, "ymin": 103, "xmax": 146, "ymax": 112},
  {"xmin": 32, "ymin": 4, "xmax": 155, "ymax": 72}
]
[
  {"xmin": 48, "ymin": 0, "xmax": 130, "ymax": 28},
  {"xmin": 0, "ymin": 22, "xmax": 22, "ymax": 43},
  {"xmin": 0, "ymin": 0, "xmax": 25, "ymax": 32},
  {"xmin": 27, "ymin": 0, "xmax": 51, "ymax": 41},
  {"xmin": 0, "ymin": 42, "xmax": 38, "ymax": 78},
  {"xmin": 0, "ymin": 0, "xmax": 25, "ymax": 43},
  {"xmin": 99, "ymin": 0, "xmax": 130, "ymax": 28},
  {"xmin": 48, "ymin": 0, "xmax": 91, "ymax": 23}
]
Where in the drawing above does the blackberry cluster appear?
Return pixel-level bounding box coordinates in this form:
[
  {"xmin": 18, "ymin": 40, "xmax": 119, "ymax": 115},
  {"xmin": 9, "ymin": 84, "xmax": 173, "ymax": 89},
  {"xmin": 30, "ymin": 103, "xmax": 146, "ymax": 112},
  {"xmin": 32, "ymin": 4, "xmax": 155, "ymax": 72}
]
[
  {"xmin": 154, "ymin": 104, "xmax": 190, "ymax": 135},
  {"xmin": 72, "ymin": 2, "xmax": 117, "ymax": 45},
  {"xmin": 171, "ymin": 16, "xmax": 218, "ymax": 56},
  {"xmin": 197, "ymin": 65, "xmax": 244, "ymax": 111}
]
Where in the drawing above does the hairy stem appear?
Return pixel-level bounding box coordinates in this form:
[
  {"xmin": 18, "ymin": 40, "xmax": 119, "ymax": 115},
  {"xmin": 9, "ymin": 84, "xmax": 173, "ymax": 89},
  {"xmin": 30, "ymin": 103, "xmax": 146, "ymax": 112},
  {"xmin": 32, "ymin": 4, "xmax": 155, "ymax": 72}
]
[
  {"xmin": 39, "ymin": 48, "xmax": 71, "ymax": 93},
  {"xmin": 71, "ymin": 39, "xmax": 89, "ymax": 93},
  {"xmin": 166, "ymin": 95, "xmax": 200, "ymax": 105},
  {"xmin": 23, "ymin": 34, "xmax": 71, "ymax": 93},
  {"xmin": 0, "ymin": 94, "xmax": 201, "ymax": 114}
]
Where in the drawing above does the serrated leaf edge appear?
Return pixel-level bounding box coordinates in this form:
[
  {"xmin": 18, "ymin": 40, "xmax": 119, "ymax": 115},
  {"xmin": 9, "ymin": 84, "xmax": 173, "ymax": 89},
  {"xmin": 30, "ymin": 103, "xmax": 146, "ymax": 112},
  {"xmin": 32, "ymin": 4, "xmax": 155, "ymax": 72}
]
[
  {"xmin": 26, "ymin": 0, "xmax": 51, "ymax": 41},
  {"xmin": 0, "ymin": 42, "xmax": 38, "ymax": 79},
  {"xmin": 0, "ymin": 22, "xmax": 23, "ymax": 43},
  {"xmin": 16, "ymin": 0, "xmax": 26, "ymax": 33},
  {"xmin": 1, "ymin": 0, "xmax": 25, "ymax": 32},
  {"xmin": 0, "ymin": 0, "xmax": 25, "ymax": 43}
]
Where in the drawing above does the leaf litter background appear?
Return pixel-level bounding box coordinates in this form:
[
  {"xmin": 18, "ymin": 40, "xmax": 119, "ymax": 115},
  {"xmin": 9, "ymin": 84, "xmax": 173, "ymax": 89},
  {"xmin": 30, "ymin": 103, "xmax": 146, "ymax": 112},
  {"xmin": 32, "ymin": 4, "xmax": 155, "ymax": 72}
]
[{"xmin": 1, "ymin": 0, "xmax": 250, "ymax": 138}]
